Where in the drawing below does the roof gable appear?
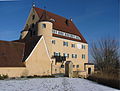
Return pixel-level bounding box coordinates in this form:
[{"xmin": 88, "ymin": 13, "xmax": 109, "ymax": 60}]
[{"xmin": 34, "ymin": 7, "xmax": 87, "ymax": 43}]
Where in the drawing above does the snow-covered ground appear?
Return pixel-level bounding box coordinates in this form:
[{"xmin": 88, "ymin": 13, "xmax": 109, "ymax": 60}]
[{"xmin": 0, "ymin": 78, "xmax": 119, "ymax": 91}]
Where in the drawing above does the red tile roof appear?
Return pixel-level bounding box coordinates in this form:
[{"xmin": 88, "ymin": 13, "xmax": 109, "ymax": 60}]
[
  {"xmin": 14, "ymin": 36, "xmax": 42, "ymax": 61},
  {"xmin": 0, "ymin": 41, "xmax": 25, "ymax": 67},
  {"xmin": 0, "ymin": 36, "xmax": 41, "ymax": 67},
  {"xmin": 34, "ymin": 7, "xmax": 87, "ymax": 43}
]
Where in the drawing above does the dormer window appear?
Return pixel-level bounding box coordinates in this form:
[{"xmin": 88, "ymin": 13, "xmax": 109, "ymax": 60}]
[
  {"xmin": 65, "ymin": 19, "xmax": 69, "ymax": 26},
  {"xmin": 50, "ymin": 18, "xmax": 55, "ymax": 22},
  {"xmin": 42, "ymin": 24, "xmax": 46, "ymax": 29}
]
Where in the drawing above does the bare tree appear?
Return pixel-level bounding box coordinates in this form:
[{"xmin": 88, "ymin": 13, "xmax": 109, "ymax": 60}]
[{"xmin": 91, "ymin": 37, "xmax": 120, "ymax": 73}]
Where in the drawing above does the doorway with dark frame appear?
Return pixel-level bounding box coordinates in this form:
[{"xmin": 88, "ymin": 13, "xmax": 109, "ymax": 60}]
[{"xmin": 88, "ymin": 68, "xmax": 91, "ymax": 74}]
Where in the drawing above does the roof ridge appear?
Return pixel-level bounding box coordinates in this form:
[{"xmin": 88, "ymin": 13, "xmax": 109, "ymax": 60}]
[{"xmin": 34, "ymin": 7, "xmax": 70, "ymax": 20}]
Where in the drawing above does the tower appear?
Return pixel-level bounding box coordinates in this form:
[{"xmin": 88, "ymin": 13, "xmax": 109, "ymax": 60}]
[{"xmin": 37, "ymin": 10, "xmax": 53, "ymax": 56}]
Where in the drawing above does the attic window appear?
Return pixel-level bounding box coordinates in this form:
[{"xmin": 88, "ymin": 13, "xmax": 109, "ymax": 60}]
[
  {"xmin": 50, "ymin": 18, "xmax": 55, "ymax": 22},
  {"xmin": 32, "ymin": 15, "xmax": 35, "ymax": 20},
  {"xmin": 66, "ymin": 19, "xmax": 69, "ymax": 26}
]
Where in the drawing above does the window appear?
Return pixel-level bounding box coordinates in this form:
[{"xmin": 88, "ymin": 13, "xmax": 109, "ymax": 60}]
[
  {"xmin": 54, "ymin": 52, "xmax": 60, "ymax": 56},
  {"xmin": 42, "ymin": 24, "xmax": 46, "ymax": 28},
  {"xmin": 67, "ymin": 54, "xmax": 69, "ymax": 58},
  {"xmin": 72, "ymin": 54, "xmax": 77, "ymax": 58},
  {"xmin": 76, "ymin": 65, "xmax": 79, "ymax": 68},
  {"xmin": 63, "ymin": 53, "xmax": 69, "ymax": 58},
  {"xmin": 72, "ymin": 54, "xmax": 74, "ymax": 58},
  {"xmin": 84, "ymin": 45, "xmax": 85, "ymax": 49},
  {"xmin": 71, "ymin": 44, "xmax": 75, "ymax": 48},
  {"xmin": 52, "ymin": 40, "xmax": 55, "ymax": 44},
  {"xmin": 50, "ymin": 18, "xmax": 55, "ymax": 22},
  {"xmin": 63, "ymin": 41, "xmax": 68, "ymax": 47},
  {"xmin": 63, "ymin": 53, "xmax": 66, "ymax": 57},
  {"xmin": 32, "ymin": 15, "xmax": 35, "ymax": 20},
  {"xmin": 61, "ymin": 65, "xmax": 64, "ymax": 68},
  {"xmin": 82, "ymin": 54, "xmax": 85, "ymax": 59},
  {"xmin": 82, "ymin": 45, "xmax": 85, "ymax": 49},
  {"xmin": 75, "ymin": 54, "xmax": 77, "ymax": 58},
  {"xmin": 82, "ymin": 45, "xmax": 84, "ymax": 49}
]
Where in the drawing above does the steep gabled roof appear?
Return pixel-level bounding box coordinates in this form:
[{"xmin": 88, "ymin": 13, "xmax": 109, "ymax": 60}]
[
  {"xmin": 34, "ymin": 7, "xmax": 87, "ymax": 43},
  {"xmin": 0, "ymin": 41, "xmax": 25, "ymax": 67}
]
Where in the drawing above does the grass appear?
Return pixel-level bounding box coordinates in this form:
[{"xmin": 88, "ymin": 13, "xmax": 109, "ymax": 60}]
[{"xmin": 87, "ymin": 71, "xmax": 120, "ymax": 89}]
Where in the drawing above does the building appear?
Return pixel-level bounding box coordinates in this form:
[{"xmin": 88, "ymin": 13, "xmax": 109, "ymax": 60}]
[{"xmin": 0, "ymin": 5, "xmax": 94, "ymax": 77}]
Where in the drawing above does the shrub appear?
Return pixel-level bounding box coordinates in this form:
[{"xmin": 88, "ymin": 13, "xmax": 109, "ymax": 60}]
[
  {"xmin": 73, "ymin": 71, "xmax": 79, "ymax": 78},
  {"xmin": 87, "ymin": 72, "xmax": 120, "ymax": 89},
  {"xmin": 20, "ymin": 75, "xmax": 55, "ymax": 78},
  {"xmin": 0, "ymin": 74, "xmax": 8, "ymax": 80}
]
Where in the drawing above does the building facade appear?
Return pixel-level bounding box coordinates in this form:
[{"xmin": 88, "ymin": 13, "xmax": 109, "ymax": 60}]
[{"xmin": 0, "ymin": 6, "xmax": 94, "ymax": 77}]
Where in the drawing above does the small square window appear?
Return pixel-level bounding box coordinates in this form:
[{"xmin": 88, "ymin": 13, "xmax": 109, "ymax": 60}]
[
  {"xmin": 72, "ymin": 54, "xmax": 74, "ymax": 58},
  {"xmin": 84, "ymin": 45, "xmax": 85, "ymax": 49},
  {"xmin": 82, "ymin": 54, "xmax": 85, "ymax": 59},
  {"xmin": 72, "ymin": 54, "xmax": 77, "ymax": 58},
  {"xmin": 67, "ymin": 54, "xmax": 69, "ymax": 58},
  {"xmin": 61, "ymin": 65, "xmax": 64, "ymax": 68},
  {"xmin": 71, "ymin": 44, "xmax": 75, "ymax": 48},
  {"xmin": 82, "ymin": 45, "xmax": 85, "ymax": 49},
  {"xmin": 54, "ymin": 52, "xmax": 60, "ymax": 56},
  {"xmin": 63, "ymin": 41, "xmax": 68, "ymax": 47},
  {"xmin": 76, "ymin": 65, "xmax": 79, "ymax": 68},
  {"xmin": 42, "ymin": 24, "xmax": 46, "ymax": 28},
  {"xmin": 82, "ymin": 45, "xmax": 84, "ymax": 49},
  {"xmin": 75, "ymin": 54, "xmax": 77, "ymax": 58},
  {"xmin": 52, "ymin": 40, "xmax": 55, "ymax": 44}
]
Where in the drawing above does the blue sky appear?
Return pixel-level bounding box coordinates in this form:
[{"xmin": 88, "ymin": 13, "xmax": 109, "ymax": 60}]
[{"xmin": 0, "ymin": 0, "xmax": 119, "ymax": 60}]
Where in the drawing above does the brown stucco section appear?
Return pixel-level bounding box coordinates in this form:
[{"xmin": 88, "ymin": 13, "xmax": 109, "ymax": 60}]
[{"xmin": 0, "ymin": 40, "xmax": 25, "ymax": 67}]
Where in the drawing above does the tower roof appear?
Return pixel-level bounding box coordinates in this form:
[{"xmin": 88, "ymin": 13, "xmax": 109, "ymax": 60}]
[{"xmin": 34, "ymin": 7, "xmax": 87, "ymax": 43}]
